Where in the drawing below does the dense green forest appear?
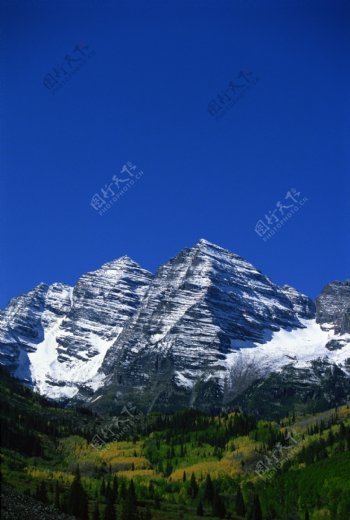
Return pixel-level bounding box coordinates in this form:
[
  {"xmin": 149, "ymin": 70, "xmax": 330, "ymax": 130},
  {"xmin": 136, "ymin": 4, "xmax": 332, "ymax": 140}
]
[{"xmin": 1, "ymin": 367, "xmax": 350, "ymax": 520}]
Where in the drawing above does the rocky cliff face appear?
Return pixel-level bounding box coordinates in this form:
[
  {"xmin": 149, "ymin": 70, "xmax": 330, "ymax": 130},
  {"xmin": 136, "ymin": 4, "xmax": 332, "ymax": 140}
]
[
  {"xmin": 0, "ymin": 257, "xmax": 152, "ymax": 399},
  {"xmin": 50, "ymin": 256, "xmax": 152, "ymax": 393},
  {"xmin": 1, "ymin": 484, "xmax": 75, "ymax": 520},
  {"xmin": 0, "ymin": 240, "xmax": 349, "ymax": 413},
  {"xmin": 316, "ymin": 280, "xmax": 350, "ymax": 334},
  {"xmin": 0, "ymin": 282, "xmax": 72, "ymax": 380},
  {"xmin": 92, "ymin": 240, "xmax": 317, "ymax": 412}
]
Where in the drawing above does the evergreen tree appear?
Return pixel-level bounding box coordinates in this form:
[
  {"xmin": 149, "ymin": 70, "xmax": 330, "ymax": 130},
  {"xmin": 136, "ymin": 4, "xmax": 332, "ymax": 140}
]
[
  {"xmin": 252, "ymin": 494, "xmax": 262, "ymax": 520},
  {"xmin": 148, "ymin": 481, "xmax": 154, "ymax": 499},
  {"xmin": 212, "ymin": 490, "xmax": 226, "ymax": 518},
  {"xmin": 106, "ymin": 481, "xmax": 111, "ymax": 500},
  {"xmin": 204, "ymin": 474, "xmax": 214, "ymax": 502},
  {"xmin": 121, "ymin": 479, "xmax": 138, "ymax": 520},
  {"xmin": 119, "ymin": 480, "xmax": 127, "ymax": 500},
  {"xmin": 188, "ymin": 473, "xmax": 198, "ymax": 499},
  {"xmin": 165, "ymin": 460, "xmax": 173, "ymax": 477},
  {"xmin": 54, "ymin": 480, "xmax": 60, "ymax": 509},
  {"xmin": 129, "ymin": 480, "xmax": 136, "ymax": 503},
  {"xmin": 61, "ymin": 495, "xmax": 68, "ymax": 514},
  {"xmin": 93, "ymin": 502, "xmax": 100, "ymax": 520},
  {"xmin": 112, "ymin": 475, "xmax": 118, "ymax": 502},
  {"xmin": 196, "ymin": 500, "xmax": 204, "ymax": 516},
  {"xmin": 68, "ymin": 465, "xmax": 89, "ymax": 520},
  {"xmin": 104, "ymin": 493, "xmax": 116, "ymax": 520},
  {"xmin": 235, "ymin": 485, "xmax": 245, "ymax": 516},
  {"xmin": 36, "ymin": 481, "xmax": 47, "ymax": 503}
]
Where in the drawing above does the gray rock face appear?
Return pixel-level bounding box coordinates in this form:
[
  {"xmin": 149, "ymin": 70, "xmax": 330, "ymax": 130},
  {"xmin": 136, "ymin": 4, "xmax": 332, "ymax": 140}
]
[
  {"xmin": 54, "ymin": 256, "xmax": 152, "ymax": 365},
  {"xmin": 95, "ymin": 240, "xmax": 316, "ymax": 411},
  {"xmin": 1, "ymin": 239, "xmax": 348, "ymax": 413},
  {"xmin": 316, "ymin": 280, "xmax": 350, "ymax": 334},
  {"xmin": 280, "ymin": 285, "xmax": 315, "ymax": 318},
  {"xmin": 228, "ymin": 359, "xmax": 350, "ymax": 420},
  {"xmin": 1, "ymin": 484, "xmax": 75, "ymax": 520},
  {"xmin": 0, "ymin": 283, "xmax": 71, "ymax": 379},
  {"xmin": 0, "ymin": 257, "xmax": 152, "ymax": 398}
]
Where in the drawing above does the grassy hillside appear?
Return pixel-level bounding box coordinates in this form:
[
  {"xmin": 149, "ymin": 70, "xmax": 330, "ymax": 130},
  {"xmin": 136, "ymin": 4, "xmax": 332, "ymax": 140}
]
[{"xmin": 1, "ymin": 369, "xmax": 350, "ymax": 520}]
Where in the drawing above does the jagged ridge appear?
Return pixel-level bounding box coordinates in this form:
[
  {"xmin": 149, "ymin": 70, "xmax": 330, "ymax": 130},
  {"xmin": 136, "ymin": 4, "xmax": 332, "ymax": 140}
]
[{"xmin": 0, "ymin": 239, "xmax": 349, "ymax": 412}]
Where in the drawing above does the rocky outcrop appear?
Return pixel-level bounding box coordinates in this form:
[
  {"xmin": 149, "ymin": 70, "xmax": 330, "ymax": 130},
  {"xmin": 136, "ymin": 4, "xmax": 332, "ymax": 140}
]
[
  {"xmin": 92, "ymin": 240, "xmax": 316, "ymax": 412},
  {"xmin": 0, "ymin": 257, "xmax": 152, "ymax": 399},
  {"xmin": 0, "ymin": 283, "xmax": 71, "ymax": 380},
  {"xmin": 316, "ymin": 280, "xmax": 350, "ymax": 334},
  {"xmin": 227, "ymin": 359, "xmax": 350, "ymax": 420},
  {"xmin": 0, "ymin": 485, "xmax": 75, "ymax": 520},
  {"xmin": 1, "ymin": 239, "xmax": 348, "ymax": 413}
]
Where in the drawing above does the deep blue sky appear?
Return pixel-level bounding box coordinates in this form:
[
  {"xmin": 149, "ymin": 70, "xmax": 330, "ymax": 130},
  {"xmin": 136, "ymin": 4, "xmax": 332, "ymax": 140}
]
[{"xmin": 1, "ymin": 0, "xmax": 349, "ymax": 307}]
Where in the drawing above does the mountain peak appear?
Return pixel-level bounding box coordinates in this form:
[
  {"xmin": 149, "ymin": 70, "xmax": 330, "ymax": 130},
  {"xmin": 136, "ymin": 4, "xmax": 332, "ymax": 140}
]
[
  {"xmin": 196, "ymin": 238, "xmax": 215, "ymax": 246},
  {"xmin": 34, "ymin": 282, "xmax": 49, "ymax": 291},
  {"xmin": 195, "ymin": 238, "xmax": 226, "ymax": 250},
  {"xmin": 101, "ymin": 255, "xmax": 146, "ymax": 271},
  {"xmin": 193, "ymin": 238, "xmax": 239, "ymax": 258},
  {"xmin": 1, "ymin": 240, "xmax": 347, "ymax": 414}
]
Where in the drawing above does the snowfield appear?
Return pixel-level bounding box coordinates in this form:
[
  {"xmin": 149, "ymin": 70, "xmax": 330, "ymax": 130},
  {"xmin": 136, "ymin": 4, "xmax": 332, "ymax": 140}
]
[
  {"xmin": 28, "ymin": 320, "xmax": 118, "ymax": 400},
  {"xmin": 222, "ymin": 318, "xmax": 350, "ymax": 390}
]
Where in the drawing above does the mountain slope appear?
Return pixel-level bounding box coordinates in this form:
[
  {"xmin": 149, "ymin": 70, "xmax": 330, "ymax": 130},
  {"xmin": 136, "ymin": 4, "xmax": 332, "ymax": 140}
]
[
  {"xmin": 1, "ymin": 365, "xmax": 350, "ymax": 520},
  {"xmin": 1, "ymin": 240, "xmax": 349, "ymax": 414},
  {"xmin": 90, "ymin": 240, "xmax": 333, "ymax": 413},
  {"xmin": 316, "ymin": 279, "xmax": 350, "ymax": 334},
  {"xmin": 0, "ymin": 257, "xmax": 152, "ymax": 399}
]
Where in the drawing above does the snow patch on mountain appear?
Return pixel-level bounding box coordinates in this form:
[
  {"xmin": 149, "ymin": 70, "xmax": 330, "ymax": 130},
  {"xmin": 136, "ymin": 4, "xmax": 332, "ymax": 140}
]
[
  {"xmin": 1, "ymin": 240, "xmax": 349, "ymax": 411},
  {"xmin": 0, "ymin": 256, "xmax": 152, "ymax": 400},
  {"xmin": 224, "ymin": 318, "xmax": 350, "ymax": 391},
  {"xmin": 28, "ymin": 321, "xmax": 121, "ymax": 399}
]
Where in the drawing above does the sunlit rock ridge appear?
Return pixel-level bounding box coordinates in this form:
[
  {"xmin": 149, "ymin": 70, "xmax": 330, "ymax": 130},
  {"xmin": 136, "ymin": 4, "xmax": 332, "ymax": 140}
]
[
  {"xmin": 0, "ymin": 257, "xmax": 152, "ymax": 399},
  {"xmin": 0, "ymin": 240, "xmax": 349, "ymax": 412}
]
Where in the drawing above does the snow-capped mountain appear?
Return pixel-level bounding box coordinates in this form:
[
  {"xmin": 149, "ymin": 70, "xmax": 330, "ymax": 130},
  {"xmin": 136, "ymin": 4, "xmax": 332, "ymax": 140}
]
[
  {"xmin": 0, "ymin": 239, "xmax": 349, "ymax": 413},
  {"xmin": 91, "ymin": 240, "xmax": 350, "ymax": 412},
  {"xmin": 0, "ymin": 257, "xmax": 152, "ymax": 399}
]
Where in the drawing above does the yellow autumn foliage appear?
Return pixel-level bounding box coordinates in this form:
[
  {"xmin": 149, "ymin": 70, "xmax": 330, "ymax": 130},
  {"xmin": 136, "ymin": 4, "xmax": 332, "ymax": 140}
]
[
  {"xmin": 25, "ymin": 467, "xmax": 74, "ymax": 484},
  {"xmin": 116, "ymin": 469, "xmax": 156, "ymax": 479}
]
